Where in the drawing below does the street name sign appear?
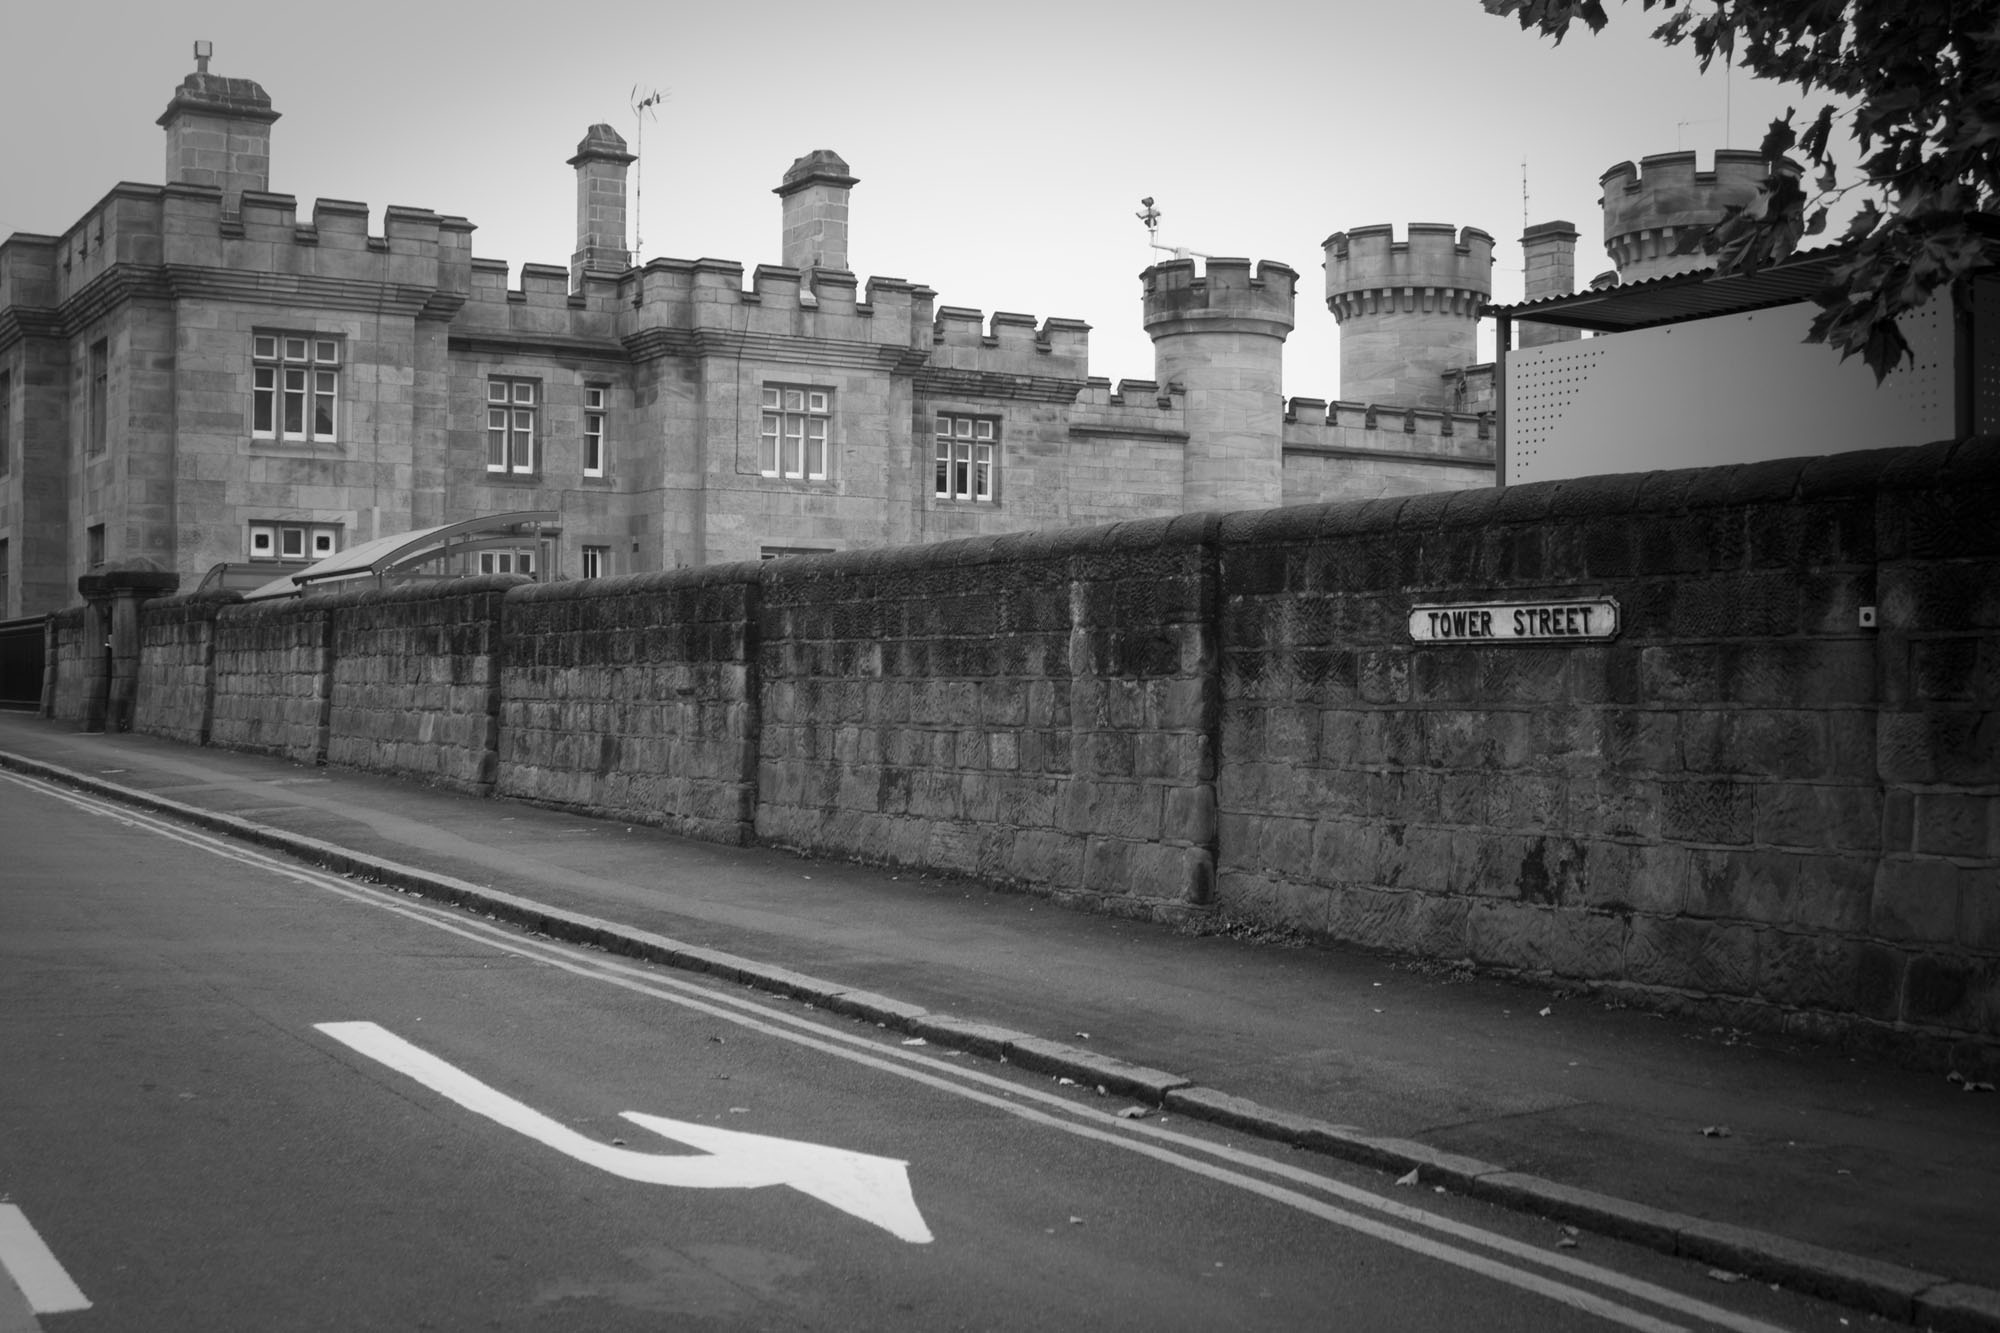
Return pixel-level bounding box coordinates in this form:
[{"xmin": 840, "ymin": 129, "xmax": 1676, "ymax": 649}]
[{"xmin": 1409, "ymin": 599, "xmax": 1619, "ymax": 644}]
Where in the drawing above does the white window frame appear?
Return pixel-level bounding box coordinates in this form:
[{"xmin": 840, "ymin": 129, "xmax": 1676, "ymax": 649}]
[
  {"xmin": 248, "ymin": 521, "xmax": 340, "ymax": 562},
  {"xmin": 486, "ymin": 378, "xmax": 538, "ymax": 475},
  {"xmin": 583, "ymin": 386, "xmax": 607, "ymax": 478},
  {"xmin": 581, "ymin": 545, "xmax": 608, "ymax": 579},
  {"xmin": 252, "ymin": 333, "xmax": 340, "ymax": 444},
  {"xmin": 934, "ymin": 414, "xmax": 997, "ymax": 502},
  {"xmin": 477, "ymin": 549, "xmax": 536, "ymax": 576},
  {"xmin": 759, "ymin": 386, "xmax": 830, "ymax": 481}
]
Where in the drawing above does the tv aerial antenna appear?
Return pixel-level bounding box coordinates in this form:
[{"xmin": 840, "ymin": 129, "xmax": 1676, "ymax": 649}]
[
  {"xmin": 630, "ymin": 86, "xmax": 668, "ymax": 262},
  {"xmin": 1135, "ymin": 197, "xmax": 1212, "ymax": 261}
]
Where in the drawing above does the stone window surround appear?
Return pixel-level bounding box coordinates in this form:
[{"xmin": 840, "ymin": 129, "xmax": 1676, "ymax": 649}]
[
  {"xmin": 758, "ymin": 384, "xmax": 831, "ymax": 482},
  {"xmin": 934, "ymin": 411, "xmax": 999, "ymax": 504},
  {"xmin": 583, "ymin": 384, "xmax": 608, "ymax": 478},
  {"xmin": 252, "ymin": 331, "xmax": 342, "ymax": 445},
  {"xmin": 487, "ymin": 376, "xmax": 540, "ymax": 475}
]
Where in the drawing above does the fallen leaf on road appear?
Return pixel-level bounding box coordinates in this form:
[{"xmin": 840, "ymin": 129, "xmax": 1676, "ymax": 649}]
[
  {"xmin": 1700, "ymin": 1125, "xmax": 1732, "ymax": 1138},
  {"xmin": 1116, "ymin": 1106, "xmax": 1149, "ymax": 1120},
  {"xmin": 1395, "ymin": 1168, "xmax": 1419, "ymax": 1187},
  {"xmin": 1706, "ymin": 1269, "xmax": 1747, "ymax": 1284}
]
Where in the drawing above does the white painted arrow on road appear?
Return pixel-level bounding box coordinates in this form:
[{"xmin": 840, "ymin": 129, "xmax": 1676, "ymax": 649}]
[{"xmin": 316, "ymin": 1021, "xmax": 932, "ymax": 1243}]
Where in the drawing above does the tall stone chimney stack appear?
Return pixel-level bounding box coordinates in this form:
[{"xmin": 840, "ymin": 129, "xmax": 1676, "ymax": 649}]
[
  {"xmin": 569, "ymin": 123, "xmax": 636, "ymax": 290},
  {"xmin": 775, "ymin": 150, "xmax": 857, "ymax": 280},
  {"xmin": 1518, "ymin": 220, "xmax": 1581, "ymax": 348},
  {"xmin": 157, "ymin": 41, "xmax": 278, "ymax": 215}
]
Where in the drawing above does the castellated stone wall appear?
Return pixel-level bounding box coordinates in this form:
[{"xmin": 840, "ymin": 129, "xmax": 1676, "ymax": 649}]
[{"xmin": 96, "ymin": 438, "xmax": 2000, "ymax": 1058}]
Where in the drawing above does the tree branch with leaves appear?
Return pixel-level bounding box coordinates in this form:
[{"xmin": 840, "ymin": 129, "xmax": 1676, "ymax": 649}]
[{"xmin": 1486, "ymin": 0, "xmax": 2000, "ymax": 381}]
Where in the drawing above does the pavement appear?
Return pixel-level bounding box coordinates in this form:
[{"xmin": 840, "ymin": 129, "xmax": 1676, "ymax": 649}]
[{"xmin": 2, "ymin": 709, "xmax": 1997, "ymax": 1331}]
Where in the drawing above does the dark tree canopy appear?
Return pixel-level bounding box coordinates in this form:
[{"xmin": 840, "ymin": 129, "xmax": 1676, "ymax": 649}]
[{"xmin": 1485, "ymin": 0, "xmax": 2000, "ymax": 381}]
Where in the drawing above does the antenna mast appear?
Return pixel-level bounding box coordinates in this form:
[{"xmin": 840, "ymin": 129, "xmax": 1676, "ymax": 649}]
[{"xmin": 630, "ymin": 86, "xmax": 666, "ymax": 263}]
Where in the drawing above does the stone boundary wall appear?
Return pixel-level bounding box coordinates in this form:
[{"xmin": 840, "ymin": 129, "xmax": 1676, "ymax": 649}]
[
  {"xmin": 755, "ymin": 520, "xmax": 1219, "ymax": 916},
  {"xmin": 42, "ymin": 607, "xmax": 90, "ymax": 723},
  {"xmin": 206, "ymin": 596, "xmax": 336, "ymax": 764},
  {"xmin": 134, "ymin": 592, "xmax": 239, "ymax": 744},
  {"xmin": 63, "ymin": 437, "xmax": 2000, "ymax": 1058},
  {"xmin": 495, "ymin": 567, "xmax": 758, "ymax": 842},
  {"xmin": 325, "ymin": 577, "xmax": 523, "ymax": 794},
  {"xmin": 1217, "ymin": 440, "xmax": 1997, "ymax": 1053}
]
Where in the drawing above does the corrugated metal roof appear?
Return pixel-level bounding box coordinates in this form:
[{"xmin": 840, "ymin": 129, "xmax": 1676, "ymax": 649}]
[{"xmin": 1485, "ymin": 248, "xmax": 1847, "ymax": 333}]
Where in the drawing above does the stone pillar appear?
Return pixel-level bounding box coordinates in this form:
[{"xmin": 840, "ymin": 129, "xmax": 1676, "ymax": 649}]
[
  {"xmin": 1324, "ymin": 224, "xmax": 1493, "ymax": 409},
  {"xmin": 1143, "ymin": 257, "xmax": 1297, "ymax": 513},
  {"xmin": 569, "ymin": 123, "xmax": 636, "ymax": 289},
  {"xmin": 775, "ymin": 150, "xmax": 857, "ymax": 282},
  {"xmin": 1518, "ymin": 220, "xmax": 1582, "ymax": 349},
  {"xmin": 76, "ymin": 568, "xmax": 179, "ymax": 732},
  {"xmin": 156, "ymin": 44, "xmax": 279, "ymax": 216}
]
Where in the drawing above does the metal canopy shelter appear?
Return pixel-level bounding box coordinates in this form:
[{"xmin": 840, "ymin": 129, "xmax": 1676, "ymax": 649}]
[
  {"xmin": 241, "ymin": 511, "xmax": 561, "ymax": 601},
  {"xmin": 1484, "ymin": 248, "xmax": 1847, "ymax": 334}
]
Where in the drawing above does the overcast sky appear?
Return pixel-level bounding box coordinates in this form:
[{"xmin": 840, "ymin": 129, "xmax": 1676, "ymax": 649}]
[{"xmin": 1, "ymin": 0, "xmax": 1813, "ymax": 402}]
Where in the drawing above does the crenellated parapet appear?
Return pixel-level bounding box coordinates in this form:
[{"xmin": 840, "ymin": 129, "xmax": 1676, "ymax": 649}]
[
  {"xmin": 1141, "ymin": 257, "xmax": 1297, "ymax": 339},
  {"xmin": 1069, "ymin": 376, "xmax": 1186, "ymax": 444},
  {"xmin": 608, "ymin": 256, "xmax": 939, "ymax": 370},
  {"xmin": 1599, "ymin": 150, "xmax": 1768, "ymax": 282},
  {"xmin": 1281, "ymin": 395, "xmax": 1495, "ymax": 462},
  {"xmin": 927, "ymin": 306, "xmax": 1090, "ymax": 382},
  {"xmin": 1322, "ymin": 222, "xmax": 1492, "ymax": 411},
  {"xmin": 1322, "ymin": 223, "xmax": 1492, "ymax": 322}
]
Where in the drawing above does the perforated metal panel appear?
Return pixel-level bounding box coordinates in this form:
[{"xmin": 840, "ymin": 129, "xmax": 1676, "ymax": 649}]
[
  {"xmin": 1504, "ymin": 299, "xmax": 1957, "ymax": 485},
  {"xmin": 1503, "ymin": 341, "xmax": 1604, "ymax": 483}
]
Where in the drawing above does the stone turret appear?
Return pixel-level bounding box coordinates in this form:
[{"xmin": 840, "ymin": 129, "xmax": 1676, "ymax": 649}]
[
  {"xmin": 1599, "ymin": 150, "xmax": 1769, "ymax": 283},
  {"xmin": 156, "ymin": 41, "xmax": 279, "ymax": 216},
  {"xmin": 775, "ymin": 149, "xmax": 857, "ymax": 283},
  {"xmin": 1324, "ymin": 223, "xmax": 1492, "ymax": 409},
  {"xmin": 569, "ymin": 123, "xmax": 635, "ymax": 290},
  {"xmin": 1142, "ymin": 257, "xmax": 1297, "ymax": 512}
]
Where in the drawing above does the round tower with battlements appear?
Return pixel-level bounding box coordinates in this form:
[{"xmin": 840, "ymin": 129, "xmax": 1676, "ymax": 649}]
[
  {"xmin": 1323, "ymin": 224, "xmax": 1492, "ymax": 409},
  {"xmin": 1599, "ymin": 150, "xmax": 1769, "ymax": 283},
  {"xmin": 1142, "ymin": 257, "xmax": 1297, "ymax": 513}
]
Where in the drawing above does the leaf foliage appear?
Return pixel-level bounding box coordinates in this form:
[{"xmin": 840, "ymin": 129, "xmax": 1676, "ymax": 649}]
[{"xmin": 1485, "ymin": 0, "xmax": 2000, "ymax": 381}]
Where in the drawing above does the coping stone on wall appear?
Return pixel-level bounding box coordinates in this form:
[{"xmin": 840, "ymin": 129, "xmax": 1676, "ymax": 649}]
[
  {"xmin": 1546, "ymin": 470, "xmax": 1648, "ymax": 520},
  {"xmin": 1216, "ymin": 505, "xmax": 1318, "ymax": 547}
]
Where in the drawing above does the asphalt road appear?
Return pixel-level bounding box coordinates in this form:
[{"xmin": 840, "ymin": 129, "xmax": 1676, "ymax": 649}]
[{"xmin": 0, "ymin": 768, "xmax": 1867, "ymax": 1331}]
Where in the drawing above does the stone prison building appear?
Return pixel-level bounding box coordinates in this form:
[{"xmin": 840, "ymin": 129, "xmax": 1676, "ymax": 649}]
[{"xmin": 0, "ymin": 52, "xmax": 1508, "ymax": 619}]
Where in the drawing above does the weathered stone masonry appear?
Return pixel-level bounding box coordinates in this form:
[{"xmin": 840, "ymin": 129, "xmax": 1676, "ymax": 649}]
[{"xmin": 56, "ymin": 438, "xmax": 2000, "ymax": 1058}]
